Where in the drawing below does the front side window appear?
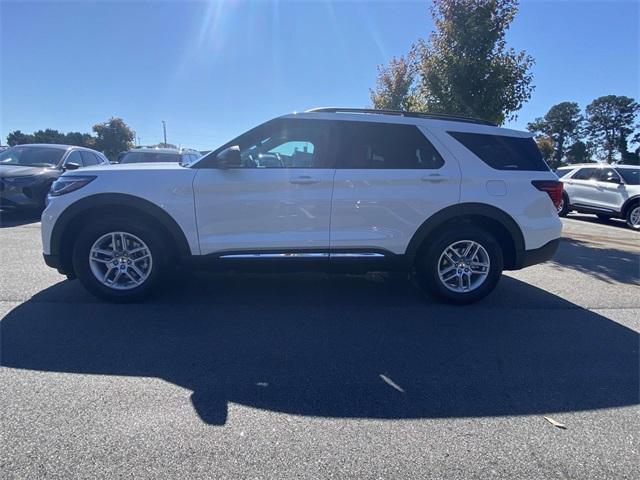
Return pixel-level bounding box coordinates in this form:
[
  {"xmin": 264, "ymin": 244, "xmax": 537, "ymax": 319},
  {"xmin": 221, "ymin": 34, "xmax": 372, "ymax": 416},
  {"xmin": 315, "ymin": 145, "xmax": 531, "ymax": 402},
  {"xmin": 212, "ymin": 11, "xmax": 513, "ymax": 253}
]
[
  {"xmin": 223, "ymin": 119, "xmax": 330, "ymax": 169},
  {"xmin": 80, "ymin": 151, "xmax": 99, "ymax": 166},
  {"xmin": 597, "ymin": 168, "xmax": 621, "ymax": 183},
  {"xmin": 0, "ymin": 146, "xmax": 65, "ymax": 167},
  {"xmin": 571, "ymin": 167, "xmax": 597, "ymax": 180},
  {"xmin": 336, "ymin": 122, "xmax": 444, "ymax": 169},
  {"xmin": 449, "ymin": 131, "xmax": 548, "ymax": 171},
  {"xmin": 616, "ymin": 168, "xmax": 639, "ymax": 185},
  {"xmin": 64, "ymin": 150, "xmax": 83, "ymax": 166}
]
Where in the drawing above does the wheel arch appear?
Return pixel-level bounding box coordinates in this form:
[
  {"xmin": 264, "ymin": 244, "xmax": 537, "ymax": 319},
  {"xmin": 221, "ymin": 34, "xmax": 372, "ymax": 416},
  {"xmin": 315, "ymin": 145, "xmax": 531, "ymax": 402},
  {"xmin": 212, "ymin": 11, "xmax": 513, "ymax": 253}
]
[
  {"xmin": 621, "ymin": 195, "xmax": 640, "ymax": 217},
  {"xmin": 405, "ymin": 203, "xmax": 526, "ymax": 270},
  {"xmin": 51, "ymin": 193, "xmax": 192, "ymax": 274}
]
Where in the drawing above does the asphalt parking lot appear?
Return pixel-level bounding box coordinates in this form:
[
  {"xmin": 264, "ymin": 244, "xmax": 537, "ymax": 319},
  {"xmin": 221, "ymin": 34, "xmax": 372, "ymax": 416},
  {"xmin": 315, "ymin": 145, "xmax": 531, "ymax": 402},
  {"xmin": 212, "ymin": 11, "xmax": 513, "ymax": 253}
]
[{"xmin": 1, "ymin": 211, "xmax": 638, "ymax": 479}]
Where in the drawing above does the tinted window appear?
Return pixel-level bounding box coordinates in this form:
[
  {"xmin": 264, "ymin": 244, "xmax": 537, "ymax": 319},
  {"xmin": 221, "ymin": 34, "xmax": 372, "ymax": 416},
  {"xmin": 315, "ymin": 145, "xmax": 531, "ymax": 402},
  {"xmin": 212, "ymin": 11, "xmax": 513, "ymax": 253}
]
[
  {"xmin": 597, "ymin": 168, "xmax": 621, "ymax": 183},
  {"xmin": 617, "ymin": 168, "xmax": 639, "ymax": 185},
  {"xmin": 0, "ymin": 146, "xmax": 65, "ymax": 167},
  {"xmin": 449, "ymin": 132, "xmax": 548, "ymax": 171},
  {"xmin": 555, "ymin": 168, "xmax": 574, "ymax": 178},
  {"xmin": 572, "ymin": 168, "xmax": 597, "ymax": 180},
  {"xmin": 120, "ymin": 152, "xmax": 182, "ymax": 163},
  {"xmin": 80, "ymin": 151, "xmax": 99, "ymax": 166},
  {"xmin": 337, "ymin": 122, "xmax": 444, "ymax": 169},
  {"xmin": 224, "ymin": 119, "xmax": 331, "ymax": 168},
  {"xmin": 64, "ymin": 150, "xmax": 83, "ymax": 167}
]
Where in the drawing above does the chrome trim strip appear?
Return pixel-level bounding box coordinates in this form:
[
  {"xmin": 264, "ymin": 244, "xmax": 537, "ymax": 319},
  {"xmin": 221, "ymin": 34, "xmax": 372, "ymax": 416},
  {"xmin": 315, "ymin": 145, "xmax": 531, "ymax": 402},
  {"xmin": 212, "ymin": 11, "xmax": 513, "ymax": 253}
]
[
  {"xmin": 330, "ymin": 253, "xmax": 385, "ymax": 258},
  {"xmin": 219, "ymin": 253, "xmax": 329, "ymax": 259}
]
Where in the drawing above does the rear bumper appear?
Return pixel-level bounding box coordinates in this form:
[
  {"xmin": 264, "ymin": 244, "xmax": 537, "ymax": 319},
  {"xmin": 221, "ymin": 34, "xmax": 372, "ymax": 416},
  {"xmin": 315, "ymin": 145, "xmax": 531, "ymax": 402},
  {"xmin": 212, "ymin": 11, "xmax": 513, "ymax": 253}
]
[{"xmin": 517, "ymin": 238, "xmax": 560, "ymax": 269}]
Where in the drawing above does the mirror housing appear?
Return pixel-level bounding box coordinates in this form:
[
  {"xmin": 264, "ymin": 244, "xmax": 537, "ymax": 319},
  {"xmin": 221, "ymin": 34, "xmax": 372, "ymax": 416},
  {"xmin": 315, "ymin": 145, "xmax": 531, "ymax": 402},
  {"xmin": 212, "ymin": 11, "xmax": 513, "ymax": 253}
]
[
  {"xmin": 64, "ymin": 162, "xmax": 81, "ymax": 171},
  {"xmin": 216, "ymin": 146, "xmax": 241, "ymax": 169}
]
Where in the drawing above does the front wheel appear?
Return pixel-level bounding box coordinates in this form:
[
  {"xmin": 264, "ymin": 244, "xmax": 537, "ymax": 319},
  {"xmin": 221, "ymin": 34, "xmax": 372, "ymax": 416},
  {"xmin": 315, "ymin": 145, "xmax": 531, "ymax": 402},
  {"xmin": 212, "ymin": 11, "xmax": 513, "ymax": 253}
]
[
  {"xmin": 72, "ymin": 218, "xmax": 168, "ymax": 302},
  {"xmin": 416, "ymin": 228, "xmax": 503, "ymax": 304},
  {"xmin": 626, "ymin": 204, "xmax": 640, "ymax": 230}
]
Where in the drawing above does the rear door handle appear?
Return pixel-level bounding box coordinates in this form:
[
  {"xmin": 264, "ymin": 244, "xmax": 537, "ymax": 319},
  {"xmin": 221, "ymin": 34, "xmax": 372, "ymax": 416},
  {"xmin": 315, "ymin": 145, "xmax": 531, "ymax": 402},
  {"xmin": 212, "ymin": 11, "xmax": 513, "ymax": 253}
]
[
  {"xmin": 421, "ymin": 174, "xmax": 447, "ymax": 183},
  {"xmin": 290, "ymin": 175, "xmax": 320, "ymax": 185}
]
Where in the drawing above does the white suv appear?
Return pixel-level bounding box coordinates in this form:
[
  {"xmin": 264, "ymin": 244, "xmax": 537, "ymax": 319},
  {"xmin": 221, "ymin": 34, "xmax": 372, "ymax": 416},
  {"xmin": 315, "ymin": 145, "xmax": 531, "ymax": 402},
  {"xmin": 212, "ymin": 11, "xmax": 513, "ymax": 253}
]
[
  {"xmin": 556, "ymin": 164, "xmax": 640, "ymax": 229},
  {"xmin": 41, "ymin": 108, "xmax": 563, "ymax": 304}
]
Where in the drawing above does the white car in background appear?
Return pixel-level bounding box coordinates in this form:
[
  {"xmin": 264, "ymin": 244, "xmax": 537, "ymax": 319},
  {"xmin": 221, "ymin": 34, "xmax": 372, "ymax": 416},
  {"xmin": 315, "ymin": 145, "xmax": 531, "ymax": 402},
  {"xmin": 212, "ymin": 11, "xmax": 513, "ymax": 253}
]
[
  {"xmin": 41, "ymin": 107, "xmax": 563, "ymax": 304},
  {"xmin": 556, "ymin": 164, "xmax": 640, "ymax": 229}
]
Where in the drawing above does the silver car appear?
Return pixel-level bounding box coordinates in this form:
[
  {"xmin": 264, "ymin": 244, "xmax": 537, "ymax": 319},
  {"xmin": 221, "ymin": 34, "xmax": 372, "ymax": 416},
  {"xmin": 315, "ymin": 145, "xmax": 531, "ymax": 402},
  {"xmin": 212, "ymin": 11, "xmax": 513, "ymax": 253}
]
[{"xmin": 556, "ymin": 164, "xmax": 640, "ymax": 229}]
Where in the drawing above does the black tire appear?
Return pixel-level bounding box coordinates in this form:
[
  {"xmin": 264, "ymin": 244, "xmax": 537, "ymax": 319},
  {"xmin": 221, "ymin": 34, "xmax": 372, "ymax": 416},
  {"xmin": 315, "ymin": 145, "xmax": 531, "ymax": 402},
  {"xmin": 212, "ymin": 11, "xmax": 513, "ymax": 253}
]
[
  {"xmin": 557, "ymin": 192, "xmax": 570, "ymax": 217},
  {"xmin": 72, "ymin": 217, "xmax": 168, "ymax": 302},
  {"xmin": 625, "ymin": 203, "xmax": 640, "ymax": 230},
  {"xmin": 415, "ymin": 227, "xmax": 503, "ymax": 305}
]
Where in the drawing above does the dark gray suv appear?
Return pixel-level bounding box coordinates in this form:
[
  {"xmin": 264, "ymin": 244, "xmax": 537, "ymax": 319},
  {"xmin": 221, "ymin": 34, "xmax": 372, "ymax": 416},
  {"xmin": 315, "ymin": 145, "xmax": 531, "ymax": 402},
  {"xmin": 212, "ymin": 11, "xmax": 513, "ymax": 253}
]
[{"xmin": 0, "ymin": 144, "xmax": 109, "ymax": 210}]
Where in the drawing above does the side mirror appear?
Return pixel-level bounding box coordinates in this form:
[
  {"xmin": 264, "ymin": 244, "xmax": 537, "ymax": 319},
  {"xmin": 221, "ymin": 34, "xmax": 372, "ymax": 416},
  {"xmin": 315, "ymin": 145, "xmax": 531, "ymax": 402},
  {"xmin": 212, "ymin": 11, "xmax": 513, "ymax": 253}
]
[
  {"xmin": 216, "ymin": 146, "xmax": 241, "ymax": 169},
  {"xmin": 64, "ymin": 162, "xmax": 81, "ymax": 171},
  {"xmin": 604, "ymin": 176, "xmax": 621, "ymax": 184}
]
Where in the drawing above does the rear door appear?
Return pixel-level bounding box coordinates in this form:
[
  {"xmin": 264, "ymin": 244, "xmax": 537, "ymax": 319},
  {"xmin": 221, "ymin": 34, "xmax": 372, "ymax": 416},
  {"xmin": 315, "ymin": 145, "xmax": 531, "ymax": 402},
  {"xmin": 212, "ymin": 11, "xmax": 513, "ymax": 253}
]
[
  {"xmin": 330, "ymin": 121, "xmax": 460, "ymax": 255},
  {"xmin": 193, "ymin": 118, "xmax": 336, "ymax": 255}
]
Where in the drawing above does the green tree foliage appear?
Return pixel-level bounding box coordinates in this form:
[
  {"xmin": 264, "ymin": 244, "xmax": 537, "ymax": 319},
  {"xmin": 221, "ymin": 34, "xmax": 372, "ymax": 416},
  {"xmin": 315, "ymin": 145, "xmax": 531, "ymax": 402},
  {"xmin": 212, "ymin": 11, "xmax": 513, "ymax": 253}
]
[
  {"xmin": 565, "ymin": 140, "xmax": 591, "ymax": 164},
  {"xmin": 6, "ymin": 130, "xmax": 35, "ymax": 146},
  {"xmin": 585, "ymin": 95, "xmax": 639, "ymax": 163},
  {"xmin": 416, "ymin": 0, "xmax": 534, "ymax": 124},
  {"xmin": 93, "ymin": 117, "xmax": 135, "ymax": 161},
  {"xmin": 535, "ymin": 136, "xmax": 554, "ymax": 166},
  {"xmin": 370, "ymin": 51, "xmax": 424, "ymax": 111},
  {"xmin": 527, "ymin": 102, "xmax": 583, "ymax": 168}
]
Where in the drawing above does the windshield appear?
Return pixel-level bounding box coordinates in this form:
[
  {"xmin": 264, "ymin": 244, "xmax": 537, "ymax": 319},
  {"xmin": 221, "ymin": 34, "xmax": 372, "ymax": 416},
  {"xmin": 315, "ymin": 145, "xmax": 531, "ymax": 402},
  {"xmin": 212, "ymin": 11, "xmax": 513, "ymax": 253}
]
[
  {"xmin": 0, "ymin": 146, "xmax": 65, "ymax": 167},
  {"xmin": 120, "ymin": 151, "xmax": 182, "ymax": 164},
  {"xmin": 616, "ymin": 168, "xmax": 639, "ymax": 185}
]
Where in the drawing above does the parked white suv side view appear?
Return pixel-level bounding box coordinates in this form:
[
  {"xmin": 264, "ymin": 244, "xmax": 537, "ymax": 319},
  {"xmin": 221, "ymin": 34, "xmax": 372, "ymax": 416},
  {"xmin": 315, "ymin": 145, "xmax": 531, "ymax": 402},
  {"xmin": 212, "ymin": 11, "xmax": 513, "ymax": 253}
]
[
  {"xmin": 41, "ymin": 108, "xmax": 563, "ymax": 304},
  {"xmin": 556, "ymin": 164, "xmax": 640, "ymax": 229}
]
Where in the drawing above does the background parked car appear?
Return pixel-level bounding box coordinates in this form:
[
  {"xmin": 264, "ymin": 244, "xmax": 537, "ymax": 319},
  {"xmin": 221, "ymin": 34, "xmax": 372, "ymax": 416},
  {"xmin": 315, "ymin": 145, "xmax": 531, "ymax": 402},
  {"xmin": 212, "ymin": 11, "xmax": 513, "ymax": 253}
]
[
  {"xmin": 556, "ymin": 163, "xmax": 640, "ymax": 229},
  {"xmin": 0, "ymin": 144, "xmax": 109, "ymax": 210},
  {"xmin": 118, "ymin": 147, "xmax": 201, "ymax": 165}
]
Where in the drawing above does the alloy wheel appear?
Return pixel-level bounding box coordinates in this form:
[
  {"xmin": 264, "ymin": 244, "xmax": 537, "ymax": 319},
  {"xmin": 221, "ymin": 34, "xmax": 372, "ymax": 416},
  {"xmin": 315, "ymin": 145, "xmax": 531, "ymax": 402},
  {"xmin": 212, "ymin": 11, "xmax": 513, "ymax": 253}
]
[{"xmin": 89, "ymin": 232, "xmax": 153, "ymax": 290}]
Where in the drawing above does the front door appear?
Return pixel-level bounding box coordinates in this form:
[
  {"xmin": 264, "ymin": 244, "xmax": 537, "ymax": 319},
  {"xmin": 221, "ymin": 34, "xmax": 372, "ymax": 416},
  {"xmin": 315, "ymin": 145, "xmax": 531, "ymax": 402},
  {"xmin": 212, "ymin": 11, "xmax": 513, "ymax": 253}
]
[{"xmin": 193, "ymin": 118, "xmax": 336, "ymax": 255}]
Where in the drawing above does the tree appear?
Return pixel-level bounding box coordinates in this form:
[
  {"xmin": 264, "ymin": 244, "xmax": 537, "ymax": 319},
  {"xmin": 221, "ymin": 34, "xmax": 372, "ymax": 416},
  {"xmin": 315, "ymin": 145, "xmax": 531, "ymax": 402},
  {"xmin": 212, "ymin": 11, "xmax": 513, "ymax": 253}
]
[
  {"xmin": 93, "ymin": 117, "xmax": 134, "ymax": 161},
  {"xmin": 585, "ymin": 95, "xmax": 639, "ymax": 163},
  {"xmin": 415, "ymin": 0, "xmax": 534, "ymax": 124},
  {"xmin": 370, "ymin": 50, "xmax": 423, "ymax": 111},
  {"xmin": 535, "ymin": 136, "xmax": 554, "ymax": 166},
  {"xmin": 32, "ymin": 129, "xmax": 67, "ymax": 144},
  {"xmin": 64, "ymin": 132, "xmax": 95, "ymax": 147},
  {"xmin": 527, "ymin": 102, "xmax": 582, "ymax": 167},
  {"xmin": 565, "ymin": 140, "xmax": 591, "ymax": 164},
  {"xmin": 6, "ymin": 130, "xmax": 35, "ymax": 146}
]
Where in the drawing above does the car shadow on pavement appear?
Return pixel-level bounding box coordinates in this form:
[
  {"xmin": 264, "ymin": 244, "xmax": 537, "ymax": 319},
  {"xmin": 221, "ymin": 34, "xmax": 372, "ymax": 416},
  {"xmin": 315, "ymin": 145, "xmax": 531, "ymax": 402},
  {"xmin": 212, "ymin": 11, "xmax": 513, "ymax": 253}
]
[
  {"xmin": 566, "ymin": 213, "xmax": 631, "ymax": 231},
  {"xmin": 0, "ymin": 208, "xmax": 41, "ymax": 228},
  {"xmin": 551, "ymin": 238, "xmax": 639, "ymax": 285},
  {"xmin": 1, "ymin": 273, "xmax": 638, "ymax": 425}
]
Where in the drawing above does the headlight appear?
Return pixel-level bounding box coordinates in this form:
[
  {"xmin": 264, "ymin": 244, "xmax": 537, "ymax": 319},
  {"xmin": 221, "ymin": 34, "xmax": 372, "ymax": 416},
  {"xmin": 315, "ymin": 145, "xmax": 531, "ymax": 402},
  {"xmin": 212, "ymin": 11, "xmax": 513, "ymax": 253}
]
[
  {"xmin": 4, "ymin": 175, "xmax": 38, "ymax": 186},
  {"xmin": 49, "ymin": 176, "xmax": 96, "ymax": 197}
]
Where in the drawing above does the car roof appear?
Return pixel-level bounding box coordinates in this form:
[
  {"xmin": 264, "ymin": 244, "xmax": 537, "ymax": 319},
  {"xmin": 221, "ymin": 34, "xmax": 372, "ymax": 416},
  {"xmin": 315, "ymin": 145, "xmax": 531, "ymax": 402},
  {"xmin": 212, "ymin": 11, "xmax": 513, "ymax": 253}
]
[
  {"xmin": 128, "ymin": 148, "xmax": 198, "ymax": 154},
  {"xmin": 559, "ymin": 163, "xmax": 639, "ymax": 169},
  {"xmin": 9, "ymin": 144, "xmax": 104, "ymax": 154},
  {"xmin": 281, "ymin": 107, "xmax": 532, "ymax": 138}
]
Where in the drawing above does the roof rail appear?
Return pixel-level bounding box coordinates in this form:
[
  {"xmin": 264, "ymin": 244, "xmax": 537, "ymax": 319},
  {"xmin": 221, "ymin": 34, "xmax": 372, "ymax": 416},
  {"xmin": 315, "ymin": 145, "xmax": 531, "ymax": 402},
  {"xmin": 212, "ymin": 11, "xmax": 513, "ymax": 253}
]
[{"xmin": 306, "ymin": 107, "xmax": 497, "ymax": 126}]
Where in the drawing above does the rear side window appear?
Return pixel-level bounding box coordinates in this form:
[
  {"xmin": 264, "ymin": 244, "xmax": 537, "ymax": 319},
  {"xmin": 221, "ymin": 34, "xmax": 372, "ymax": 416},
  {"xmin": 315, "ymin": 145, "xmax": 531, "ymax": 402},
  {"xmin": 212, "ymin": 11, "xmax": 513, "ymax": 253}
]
[
  {"xmin": 449, "ymin": 131, "xmax": 548, "ymax": 171},
  {"xmin": 616, "ymin": 168, "xmax": 639, "ymax": 185},
  {"xmin": 120, "ymin": 152, "xmax": 182, "ymax": 163},
  {"xmin": 337, "ymin": 122, "xmax": 444, "ymax": 169},
  {"xmin": 571, "ymin": 168, "xmax": 597, "ymax": 180}
]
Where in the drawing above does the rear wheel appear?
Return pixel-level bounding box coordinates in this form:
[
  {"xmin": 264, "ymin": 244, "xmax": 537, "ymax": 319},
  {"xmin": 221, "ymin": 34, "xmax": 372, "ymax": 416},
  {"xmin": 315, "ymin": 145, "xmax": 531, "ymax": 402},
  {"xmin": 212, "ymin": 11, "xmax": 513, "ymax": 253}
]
[
  {"xmin": 72, "ymin": 217, "xmax": 168, "ymax": 302},
  {"xmin": 626, "ymin": 204, "xmax": 640, "ymax": 230},
  {"xmin": 557, "ymin": 192, "xmax": 570, "ymax": 217},
  {"xmin": 416, "ymin": 227, "xmax": 503, "ymax": 304}
]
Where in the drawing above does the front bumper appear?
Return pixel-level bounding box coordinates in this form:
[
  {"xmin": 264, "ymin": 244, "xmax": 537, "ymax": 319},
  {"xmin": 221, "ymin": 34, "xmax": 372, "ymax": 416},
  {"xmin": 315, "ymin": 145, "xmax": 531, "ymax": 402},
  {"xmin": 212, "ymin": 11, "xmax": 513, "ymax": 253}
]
[{"xmin": 0, "ymin": 182, "xmax": 45, "ymax": 208}]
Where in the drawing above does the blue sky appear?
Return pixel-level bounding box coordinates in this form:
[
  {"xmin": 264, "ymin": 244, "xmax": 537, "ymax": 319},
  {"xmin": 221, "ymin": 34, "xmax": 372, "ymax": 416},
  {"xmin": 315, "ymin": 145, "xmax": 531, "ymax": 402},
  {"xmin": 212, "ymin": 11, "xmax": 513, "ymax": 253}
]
[{"xmin": 1, "ymin": 0, "xmax": 638, "ymax": 150}]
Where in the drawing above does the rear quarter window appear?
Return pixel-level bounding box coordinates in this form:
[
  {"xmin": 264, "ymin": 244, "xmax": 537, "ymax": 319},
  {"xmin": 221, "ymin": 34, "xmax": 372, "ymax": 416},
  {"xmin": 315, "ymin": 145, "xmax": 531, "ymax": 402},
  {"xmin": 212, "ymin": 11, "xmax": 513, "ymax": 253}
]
[{"xmin": 448, "ymin": 131, "xmax": 549, "ymax": 171}]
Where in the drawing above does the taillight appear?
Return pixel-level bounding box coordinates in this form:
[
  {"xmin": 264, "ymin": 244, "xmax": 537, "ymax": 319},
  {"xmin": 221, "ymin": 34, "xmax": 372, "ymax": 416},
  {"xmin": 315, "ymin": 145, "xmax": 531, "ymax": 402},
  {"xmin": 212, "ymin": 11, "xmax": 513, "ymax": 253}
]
[{"xmin": 532, "ymin": 180, "xmax": 563, "ymax": 209}]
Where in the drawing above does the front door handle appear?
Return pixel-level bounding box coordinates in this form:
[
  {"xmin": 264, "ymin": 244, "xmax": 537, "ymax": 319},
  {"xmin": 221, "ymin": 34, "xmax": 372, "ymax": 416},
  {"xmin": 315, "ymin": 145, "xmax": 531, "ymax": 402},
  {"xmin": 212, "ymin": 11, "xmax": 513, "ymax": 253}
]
[
  {"xmin": 290, "ymin": 175, "xmax": 320, "ymax": 185},
  {"xmin": 421, "ymin": 174, "xmax": 447, "ymax": 183}
]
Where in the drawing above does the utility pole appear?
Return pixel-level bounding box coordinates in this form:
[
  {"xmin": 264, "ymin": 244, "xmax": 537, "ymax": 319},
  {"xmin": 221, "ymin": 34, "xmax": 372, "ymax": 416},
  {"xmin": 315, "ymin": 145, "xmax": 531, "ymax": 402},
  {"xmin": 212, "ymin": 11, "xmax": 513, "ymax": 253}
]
[{"xmin": 162, "ymin": 121, "xmax": 167, "ymax": 146}]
